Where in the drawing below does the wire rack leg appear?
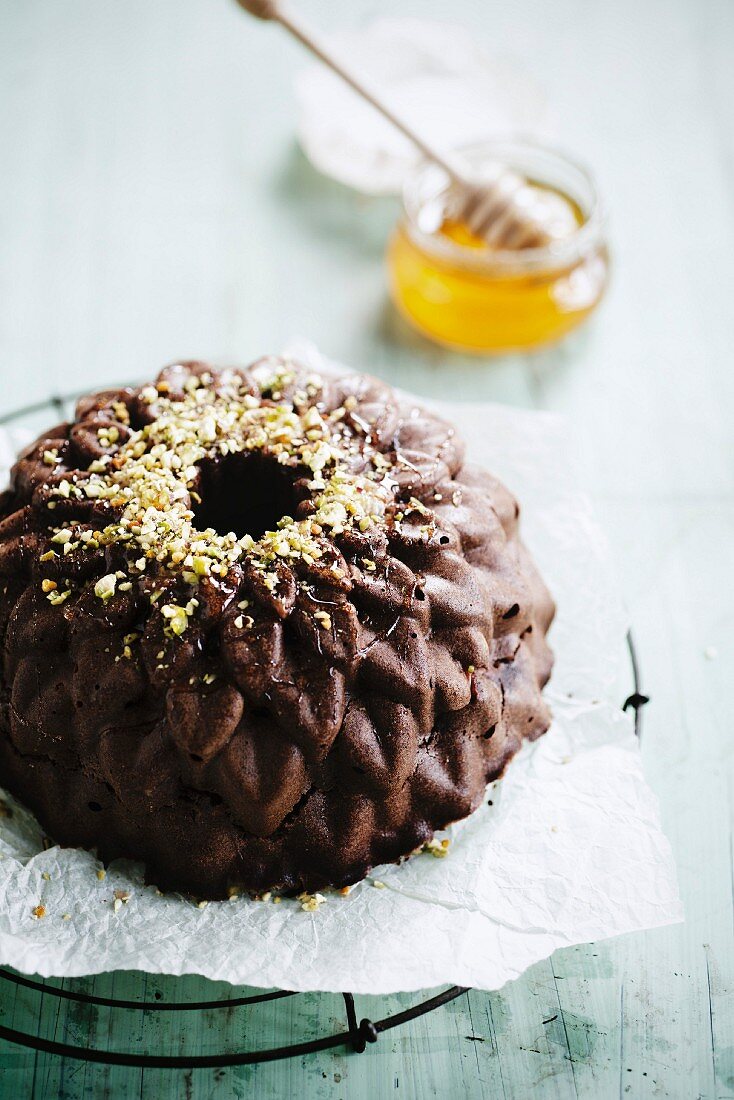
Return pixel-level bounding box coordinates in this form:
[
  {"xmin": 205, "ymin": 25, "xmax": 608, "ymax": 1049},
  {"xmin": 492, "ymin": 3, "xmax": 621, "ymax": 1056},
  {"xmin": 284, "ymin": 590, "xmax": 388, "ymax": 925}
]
[{"xmin": 342, "ymin": 993, "xmax": 378, "ymax": 1053}]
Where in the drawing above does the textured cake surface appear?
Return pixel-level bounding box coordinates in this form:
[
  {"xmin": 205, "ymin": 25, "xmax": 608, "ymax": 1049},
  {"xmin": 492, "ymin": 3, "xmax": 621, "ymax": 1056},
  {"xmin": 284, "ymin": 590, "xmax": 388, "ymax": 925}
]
[{"xmin": 0, "ymin": 359, "xmax": 554, "ymax": 897}]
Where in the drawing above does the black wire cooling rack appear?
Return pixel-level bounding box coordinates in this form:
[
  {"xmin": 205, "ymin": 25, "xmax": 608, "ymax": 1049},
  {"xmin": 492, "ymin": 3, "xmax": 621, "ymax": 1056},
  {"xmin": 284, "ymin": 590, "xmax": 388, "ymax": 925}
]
[{"xmin": 0, "ymin": 390, "xmax": 649, "ymax": 1068}]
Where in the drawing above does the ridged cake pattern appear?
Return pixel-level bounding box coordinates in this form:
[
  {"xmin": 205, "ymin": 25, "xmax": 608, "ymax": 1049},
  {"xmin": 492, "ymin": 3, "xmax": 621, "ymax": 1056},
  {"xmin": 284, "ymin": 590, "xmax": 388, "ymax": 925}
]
[{"xmin": 0, "ymin": 360, "xmax": 554, "ymax": 896}]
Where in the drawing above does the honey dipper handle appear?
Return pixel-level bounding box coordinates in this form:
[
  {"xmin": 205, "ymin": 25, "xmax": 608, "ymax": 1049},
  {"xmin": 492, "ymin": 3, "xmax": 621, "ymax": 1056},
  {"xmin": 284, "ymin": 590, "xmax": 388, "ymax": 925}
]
[{"xmin": 234, "ymin": 0, "xmax": 471, "ymax": 188}]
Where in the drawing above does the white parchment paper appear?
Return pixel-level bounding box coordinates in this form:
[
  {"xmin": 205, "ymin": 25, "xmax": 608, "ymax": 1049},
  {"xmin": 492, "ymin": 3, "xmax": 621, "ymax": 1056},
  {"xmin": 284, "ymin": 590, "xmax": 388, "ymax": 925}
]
[{"xmin": 0, "ymin": 362, "xmax": 682, "ymax": 992}]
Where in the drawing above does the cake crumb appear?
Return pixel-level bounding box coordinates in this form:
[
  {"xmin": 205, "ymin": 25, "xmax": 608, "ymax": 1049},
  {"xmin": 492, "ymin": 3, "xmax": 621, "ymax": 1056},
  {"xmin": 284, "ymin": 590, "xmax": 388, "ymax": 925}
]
[
  {"xmin": 197, "ymin": 900, "xmax": 209, "ymax": 909},
  {"xmin": 113, "ymin": 897, "xmax": 123, "ymax": 913},
  {"xmin": 372, "ymin": 880, "xmax": 386, "ymax": 889},
  {"xmin": 338, "ymin": 886, "xmax": 352, "ymax": 897},
  {"xmin": 62, "ymin": 913, "xmax": 71, "ymax": 921},
  {"xmin": 96, "ymin": 868, "xmax": 106, "ymax": 881},
  {"xmin": 32, "ymin": 905, "xmax": 46, "ymax": 919},
  {"xmin": 42, "ymin": 871, "xmax": 51, "ymax": 881}
]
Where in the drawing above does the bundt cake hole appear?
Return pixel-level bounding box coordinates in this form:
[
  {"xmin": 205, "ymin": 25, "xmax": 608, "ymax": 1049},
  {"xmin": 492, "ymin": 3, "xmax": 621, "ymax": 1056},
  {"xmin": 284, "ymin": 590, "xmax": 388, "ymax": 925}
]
[{"xmin": 193, "ymin": 451, "xmax": 303, "ymax": 541}]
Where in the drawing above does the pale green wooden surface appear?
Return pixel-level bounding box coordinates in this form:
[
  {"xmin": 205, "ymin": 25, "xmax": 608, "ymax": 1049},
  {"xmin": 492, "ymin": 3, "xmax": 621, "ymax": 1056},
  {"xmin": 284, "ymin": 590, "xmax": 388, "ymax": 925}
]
[{"xmin": 0, "ymin": 0, "xmax": 732, "ymax": 1096}]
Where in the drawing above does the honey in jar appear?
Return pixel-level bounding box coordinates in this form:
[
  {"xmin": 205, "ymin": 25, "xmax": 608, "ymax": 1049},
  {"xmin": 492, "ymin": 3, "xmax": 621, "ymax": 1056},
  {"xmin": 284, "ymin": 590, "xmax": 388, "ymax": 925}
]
[{"xmin": 387, "ymin": 142, "xmax": 609, "ymax": 353}]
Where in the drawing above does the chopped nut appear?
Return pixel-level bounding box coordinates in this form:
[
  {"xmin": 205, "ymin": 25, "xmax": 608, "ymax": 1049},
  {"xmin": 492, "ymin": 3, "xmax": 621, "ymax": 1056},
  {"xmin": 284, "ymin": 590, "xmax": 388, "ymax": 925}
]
[
  {"xmin": 94, "ymin": 574, "xmax": 117, "ymax": 601},
  {"xmin": 298, "ymin": 891, "xmax": 326, "ymax": 912},
  {"xmin": 423, "ymin": 838, "xmax": 450, "ymax": 859}
]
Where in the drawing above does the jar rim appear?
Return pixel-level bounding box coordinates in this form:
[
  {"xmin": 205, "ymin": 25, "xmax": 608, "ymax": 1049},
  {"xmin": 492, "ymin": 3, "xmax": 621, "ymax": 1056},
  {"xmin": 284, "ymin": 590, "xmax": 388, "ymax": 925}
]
[{"xmin": 400, "ymin": 139, "xmax": 607, "ymax": 274}]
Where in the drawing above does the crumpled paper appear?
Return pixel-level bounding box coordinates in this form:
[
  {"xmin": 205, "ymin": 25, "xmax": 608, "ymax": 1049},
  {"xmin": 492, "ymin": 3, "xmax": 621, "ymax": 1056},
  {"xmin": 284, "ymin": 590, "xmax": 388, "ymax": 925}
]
[
  {"xmin": 295, "ymin": 18, "xmax": 553, "ymax": 195},
  {"xmin": 0, "ymin": 355, "xmax": 682, "ymax": 992}
]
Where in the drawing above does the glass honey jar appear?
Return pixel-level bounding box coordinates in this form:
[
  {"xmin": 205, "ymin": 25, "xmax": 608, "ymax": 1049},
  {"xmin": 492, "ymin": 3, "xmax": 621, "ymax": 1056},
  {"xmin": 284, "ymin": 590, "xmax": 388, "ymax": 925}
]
[{"xmin": 387, "ymin": 141, "xmax": 609, "ymax": 353}]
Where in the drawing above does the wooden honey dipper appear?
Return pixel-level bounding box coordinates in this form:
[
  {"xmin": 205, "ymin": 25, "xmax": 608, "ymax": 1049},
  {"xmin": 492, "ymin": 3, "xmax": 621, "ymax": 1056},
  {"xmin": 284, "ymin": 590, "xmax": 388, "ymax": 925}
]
[{"xmin": 235, "ymin": 0, "xmax": 555, "ymax": 249}]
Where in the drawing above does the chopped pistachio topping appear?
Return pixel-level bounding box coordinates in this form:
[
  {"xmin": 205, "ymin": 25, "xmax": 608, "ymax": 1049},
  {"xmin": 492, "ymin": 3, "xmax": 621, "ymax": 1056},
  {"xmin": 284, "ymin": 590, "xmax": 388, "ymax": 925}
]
[
  {"xmin": 298, "ymin": 891, "xmax": 326, "ymax": 912},
  {"xmin": 423, "ymin": 838, "xmax": 451, "ymax": 858},
  {"xmin": 94, "ymin": 574, "xmax": 118, "ymax": 601},
  {"xmin": 42, "ymin": 367, "xmax": 416, "ymax": 633},
  {"xmin": 47, "ymin": 589, "xmax": 70, "ymax": 606}
]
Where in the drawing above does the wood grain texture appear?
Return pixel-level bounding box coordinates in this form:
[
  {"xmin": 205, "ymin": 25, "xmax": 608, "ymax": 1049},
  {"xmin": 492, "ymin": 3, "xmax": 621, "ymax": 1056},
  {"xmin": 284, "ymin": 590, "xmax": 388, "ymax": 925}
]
[{"xmin": 0, "ymin": 0, "xmax": 732, "ymax": 1096}]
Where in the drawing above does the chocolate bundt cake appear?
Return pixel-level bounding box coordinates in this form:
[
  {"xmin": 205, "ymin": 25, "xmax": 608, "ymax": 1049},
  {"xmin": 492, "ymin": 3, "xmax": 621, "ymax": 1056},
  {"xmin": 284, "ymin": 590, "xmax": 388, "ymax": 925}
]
[{"xmin": 0, "ymin": 359, "xmax": 554, "ymax": 898}]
